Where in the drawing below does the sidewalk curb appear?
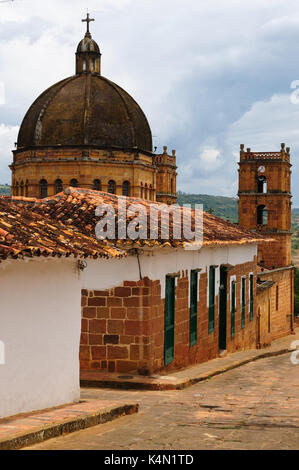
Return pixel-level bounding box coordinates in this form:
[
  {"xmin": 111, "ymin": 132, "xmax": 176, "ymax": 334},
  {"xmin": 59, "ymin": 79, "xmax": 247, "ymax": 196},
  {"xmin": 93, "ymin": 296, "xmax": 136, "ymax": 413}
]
[
  {"xmin": 80, "ymin": 348, "xmax": 291, "ymax": 392},
  {"xmin": 0, "ymin": 403, "xmax": 138, "ymax": 450}
]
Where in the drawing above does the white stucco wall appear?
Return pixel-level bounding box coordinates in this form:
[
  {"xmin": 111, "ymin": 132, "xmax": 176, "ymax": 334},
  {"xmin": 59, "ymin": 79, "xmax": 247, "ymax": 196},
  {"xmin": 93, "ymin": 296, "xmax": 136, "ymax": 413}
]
[
  {"xmin": 82, "ymin": 244, "xmax": 257, "ymax": 300},
  {"xmin": 0, "ymin": 242, "xmax": 257, "ymax": 419},
  {"xmin": 0, "ymin": 258, "xmax": 81, "ymax": 419}
]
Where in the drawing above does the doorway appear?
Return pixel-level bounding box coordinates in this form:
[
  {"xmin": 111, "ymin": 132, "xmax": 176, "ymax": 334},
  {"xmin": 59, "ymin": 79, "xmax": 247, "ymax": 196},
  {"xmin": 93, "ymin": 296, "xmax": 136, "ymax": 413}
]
[{"xmin": 219, "ymin": 266, "xmax": 228, "ymax": 352}]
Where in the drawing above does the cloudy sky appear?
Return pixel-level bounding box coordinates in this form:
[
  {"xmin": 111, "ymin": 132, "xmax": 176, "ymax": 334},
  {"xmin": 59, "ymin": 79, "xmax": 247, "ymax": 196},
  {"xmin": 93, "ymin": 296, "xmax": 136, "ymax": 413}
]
[{"xmin": 1, "ymin": 0, "xmax": 299, "ymax": 203}]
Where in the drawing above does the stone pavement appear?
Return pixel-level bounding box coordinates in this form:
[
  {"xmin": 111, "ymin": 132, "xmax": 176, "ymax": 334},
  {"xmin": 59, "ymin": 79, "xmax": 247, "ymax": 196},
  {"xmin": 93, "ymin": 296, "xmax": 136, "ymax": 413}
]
[
  {"xmin": 81, "ymin": 329, "xmax": 299, "ymax": 390},
  {"xmin": 0, "ymin": 400, "xmax": 138, "ymax": 450},
  {"xmin": 27, "ymin": 352, "xmax": 299, "ymax": 450}
]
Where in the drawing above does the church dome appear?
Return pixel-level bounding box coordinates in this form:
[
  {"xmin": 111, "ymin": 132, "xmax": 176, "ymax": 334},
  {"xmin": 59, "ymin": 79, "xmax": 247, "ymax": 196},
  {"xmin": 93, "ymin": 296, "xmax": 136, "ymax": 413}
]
[
  {"xmin": 17, "ymin": 74, "xmax": 153, "ymax": 151},
  {"xmin": 76, "ymin": 36, "xmax": 100, "ymax": 53},
  {"xmin": 17, "ymin": 13, "xmax": 152, "ymax": 153}
]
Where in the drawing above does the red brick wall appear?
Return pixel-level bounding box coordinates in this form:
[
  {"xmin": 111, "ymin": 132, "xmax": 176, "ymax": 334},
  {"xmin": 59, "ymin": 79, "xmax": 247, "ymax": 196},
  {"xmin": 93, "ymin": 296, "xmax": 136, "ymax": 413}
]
[
  {"xmin": 80, "ymin": 279, "xmax": 164, "ymax": 374},
  {"xmin": 80, "ymin": 258, "xmax": 263, "ymax": 375}
]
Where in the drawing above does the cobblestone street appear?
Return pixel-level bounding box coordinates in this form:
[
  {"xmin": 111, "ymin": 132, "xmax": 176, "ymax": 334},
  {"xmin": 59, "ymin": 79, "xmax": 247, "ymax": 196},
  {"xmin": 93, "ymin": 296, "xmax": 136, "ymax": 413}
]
[{"xmin": 27, "ymin": 353, "xmax": 299, "ymax": 450}]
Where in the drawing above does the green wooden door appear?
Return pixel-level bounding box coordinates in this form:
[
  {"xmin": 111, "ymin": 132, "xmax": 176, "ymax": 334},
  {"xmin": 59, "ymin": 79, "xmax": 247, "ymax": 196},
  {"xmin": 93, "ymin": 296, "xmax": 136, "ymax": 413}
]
[
  {"xmin": 250, "ymin": 274, "xmax": 254, "ymax": 321},
  {"xmin": 219, "ymin": 267, "xmax": 227, "ymax": 350},
  {"xmin": 241, "ymin": 277, "xmax": 246, "ymax": 328},
  {"xmin": 190, "ymin": 270, "xmax": 198, "ymax": 347},
  {"xmin": 165, "ymin": 276, "xmax": 175, "ymax": 366},
  {"xmin": 231, "ymin": 281, "xmax": 236, "ymax": 337},
  {"xmin": 208, "ymin": 267, "xmax": 216, "ymax": 333}
]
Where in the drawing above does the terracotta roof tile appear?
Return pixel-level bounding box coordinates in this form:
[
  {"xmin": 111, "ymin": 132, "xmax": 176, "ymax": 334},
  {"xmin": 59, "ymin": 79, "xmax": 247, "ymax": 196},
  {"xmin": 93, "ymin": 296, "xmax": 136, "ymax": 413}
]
[
  {"xmin": 5, "ymin": 188, "xmax": 272, "ymax": 250},
  {"xmin": 0, "ymin": 197, "xmax": 125, "ymax": 261}
]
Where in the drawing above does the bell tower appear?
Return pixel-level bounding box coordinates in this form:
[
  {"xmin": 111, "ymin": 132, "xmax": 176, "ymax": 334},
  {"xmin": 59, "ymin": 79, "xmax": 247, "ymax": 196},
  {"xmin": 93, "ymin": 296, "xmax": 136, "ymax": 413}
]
[{"xmin": 238, "ymin": 143, "xmax": 292, "ymax": 269}]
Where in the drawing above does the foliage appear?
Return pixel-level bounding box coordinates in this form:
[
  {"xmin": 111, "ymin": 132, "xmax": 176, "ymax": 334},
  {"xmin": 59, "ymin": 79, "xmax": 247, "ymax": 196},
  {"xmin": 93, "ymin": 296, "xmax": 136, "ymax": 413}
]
[
  {"xmin": 177, "ymin": 191, "xmax": 238, "ymax": 223},
  {"xmin": 0, "ymin": 184, "xmax": 11, "ymax": 196}
]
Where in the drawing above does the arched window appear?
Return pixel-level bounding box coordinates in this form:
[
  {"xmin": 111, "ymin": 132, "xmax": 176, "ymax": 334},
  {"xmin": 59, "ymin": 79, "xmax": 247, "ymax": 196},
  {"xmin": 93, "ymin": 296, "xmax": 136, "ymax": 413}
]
[
  {"xmin": 144, "ymin": 183, "xmax": 148, "ymax": 200},
  {"xmin": 20, "ymin": 181, "xmax": 24, "ymax": 197},
  {"xmin": 257, "ymin": 176, "xmax": 267, "ymax": 194},
  {"xmin": 171, "ymin": 178, "xmax": 174, "ymax": 194},
  {"xmin": 149, "ymin": 184, "xmax": 153, "ymax": 200},
  {"xmin": 15, "ymin": 182, "xmax": 19, "ymax": 196},
  {"xmin": 122, "ymin": 181, "xmax": 130, "ymax": 197},
  {"xmin": 140, "ymin": 183, "xmax": 144, "ymax": 199},
  {"xmin": 83, "ymin": 60, "xmax": 86, "ymax": 71},
  {"xmin": 40, "ymin": 179, "xmax": 48, "ymax": 199},
  {"xmin": 70, "ymin": 179, "xmax": 78, "ymax": 188},
  {"xmin": 93, "ymin": 179, "xmax": 101, "ymax": 191},
  {"xmin": 257, "ymin": 205, "xmax": 268, "ymax": 225},
  {"xmin": 25, "ymin": 180, "xmax": 29, "ymax": 197},
  {"xmin": 55, "ymin": 179, "xmax": 63, "ymax": 194},
  {"xmin": 108, "ymin": 180, "xmax": 116, "ymax": 194},
  {"xmin": 91, "ymin": 59, "xmax": 95, "ymax": 71}
]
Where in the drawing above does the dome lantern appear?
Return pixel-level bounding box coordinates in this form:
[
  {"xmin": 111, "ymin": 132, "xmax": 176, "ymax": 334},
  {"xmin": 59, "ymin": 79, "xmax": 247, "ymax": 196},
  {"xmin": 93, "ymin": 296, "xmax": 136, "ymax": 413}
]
[{"xmin": 76, "ymin": 13, "xmax": 101, "ymax": 75}]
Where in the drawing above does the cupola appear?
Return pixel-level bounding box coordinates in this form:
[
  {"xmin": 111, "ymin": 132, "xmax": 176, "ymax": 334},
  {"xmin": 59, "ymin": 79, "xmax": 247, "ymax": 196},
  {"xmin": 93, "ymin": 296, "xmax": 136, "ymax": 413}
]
[{"xmin": 76, "ymin": 13, "xmax": 101, "ymax": 74}]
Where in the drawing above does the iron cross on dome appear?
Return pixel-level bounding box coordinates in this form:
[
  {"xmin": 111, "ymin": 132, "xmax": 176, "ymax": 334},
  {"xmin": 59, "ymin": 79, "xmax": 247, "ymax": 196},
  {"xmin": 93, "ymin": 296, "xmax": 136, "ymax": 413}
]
[{"xmin": 82, "ymin": 13, "xmax": 95, "ymax": 35}]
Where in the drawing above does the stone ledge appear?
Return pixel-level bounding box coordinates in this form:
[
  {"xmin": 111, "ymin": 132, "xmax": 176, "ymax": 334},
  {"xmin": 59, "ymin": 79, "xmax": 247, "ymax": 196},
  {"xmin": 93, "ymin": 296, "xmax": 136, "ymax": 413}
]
[{"xmin": 0, "ymin": 401, "xmax": 138, "ymax": 450}]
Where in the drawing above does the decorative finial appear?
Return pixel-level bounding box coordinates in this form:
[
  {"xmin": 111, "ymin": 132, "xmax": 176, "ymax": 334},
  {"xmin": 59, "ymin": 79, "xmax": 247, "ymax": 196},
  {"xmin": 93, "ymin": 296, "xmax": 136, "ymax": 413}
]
[
  {"xmin": 82, "ymin": 12, "xmax": 95, "ymax": 37},
  {"xmin": 240, "ymin": 144, "xmax": 244, "ymax": 151},
  {"xmin": 281, "ymin": 143, "xmax": 285, "ymax": 151}
]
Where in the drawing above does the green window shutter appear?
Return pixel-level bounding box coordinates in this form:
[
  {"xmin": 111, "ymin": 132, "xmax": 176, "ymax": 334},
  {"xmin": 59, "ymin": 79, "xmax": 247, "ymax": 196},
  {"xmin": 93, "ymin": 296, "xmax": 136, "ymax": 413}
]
[
  {"xmin": 231, "ymin": 281, "xmax": 236, "ymax": 338},
  {"xmin": 241, "ymin": 277, "xmax": 246, "ymax": 328},
  {"xmin": 164, "ymin": 276, "xmax": 175, "ymax": 366},
  {"xmin": 250, "ymin": 274, "xmax": 254, "ymax": 321},
  {"xmin": 208, "ymin": 267, "xmax": 215, "ymax": 334},
  {"xmin": 190, "ymin": 270, "xmax": 198, "ymax": 347}
]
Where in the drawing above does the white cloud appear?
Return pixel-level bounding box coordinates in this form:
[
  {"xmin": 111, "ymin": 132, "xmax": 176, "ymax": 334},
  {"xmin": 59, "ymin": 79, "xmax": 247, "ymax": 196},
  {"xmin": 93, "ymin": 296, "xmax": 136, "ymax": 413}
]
[{"xmin": 0, "ymin": 124, "xmax": 19, "ymax": 182}]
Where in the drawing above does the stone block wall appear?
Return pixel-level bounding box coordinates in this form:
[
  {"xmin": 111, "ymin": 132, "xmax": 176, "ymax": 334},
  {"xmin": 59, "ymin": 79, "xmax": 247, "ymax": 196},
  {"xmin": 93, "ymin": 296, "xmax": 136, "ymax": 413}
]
[{"xmin": 256, "ymin": 267, "xmax": 294, "ymax": 345}]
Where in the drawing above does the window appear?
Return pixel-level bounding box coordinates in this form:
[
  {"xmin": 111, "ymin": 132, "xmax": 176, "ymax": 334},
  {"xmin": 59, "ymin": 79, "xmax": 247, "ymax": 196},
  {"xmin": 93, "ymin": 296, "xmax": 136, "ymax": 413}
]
[
  {"xmin": 140, "ymin": 183, "xmax": 144, "ymax": 198},
  {"xmin": 55, "ymin": 179, "xmax": 63, "ymax": 194},
  {"xmin": 276, "ymin": 285, "xmax": 279, "ymax": 311},
  {"xmin": 250, "ymin": 274, "xmax": 254, "ymax": 321},
  {"xmin": 93, "ymin": 179, "xmax": 101, "ymax": 191},
  {"xmin": 208, "ymin": 266, "xmax": 216, "ymax": 333},
  {"xmin": 257, "ymin": 205, "xmax": 268, "ymax": 225},
  {"xmin": 83, "ymin": 60, "xmax": 86, "ymax": 71},
  {"xmin": 241, "ymin": 277, "xmax": 246, "ymax": 328},
  {"xmin": 40, "ymin": 179, "xmax": 48, "ymax": 198},
  {"xmin": 171, "ymin": 178, "xmax": 174, "ymax": 194},
  {"xmin": 108, "ymin": 180, "xmax": 116, "ymax": 194},
  {"xmin": 257, "ymin": 176, "xmax": 267, "ymax": 193},
  {"xmin": 20, "ymin": 181, "xmax": 24, "ymax": 197},
  {"xmin": 231, "ymin": 280, "xmax": 236, "ymax": 337},
  {"xmin": 122, "ymin": 181, "xmax": 130, "ymax": 197},
  {"xmin": 25, "ymin": 180, "xmax": 29, "ymax": 197},
  {"xmin": 144, "ymin": 184, "xmax": 148, "ymax": 200},
  {"xmin": 15, "ymin": 182, "xmax": 19, "ymax": 196},
  {"xmin": 190, "ymin": 270, "xmax": 198, "ymax": 346},
  {"xmin": 70, "ymin": 179, "xmax": 78, "ymax": 188}
]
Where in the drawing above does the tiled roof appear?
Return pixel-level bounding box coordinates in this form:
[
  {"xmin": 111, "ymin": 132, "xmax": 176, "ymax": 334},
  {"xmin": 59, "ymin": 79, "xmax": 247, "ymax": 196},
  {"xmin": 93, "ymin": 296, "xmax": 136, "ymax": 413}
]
[
  {"xmin": 8, "ymin": 188, "xmax": 272, "ymax": 250},
  {"xmin": 0, "ymin": 197, "xmax": 125, "ymax": 261}
]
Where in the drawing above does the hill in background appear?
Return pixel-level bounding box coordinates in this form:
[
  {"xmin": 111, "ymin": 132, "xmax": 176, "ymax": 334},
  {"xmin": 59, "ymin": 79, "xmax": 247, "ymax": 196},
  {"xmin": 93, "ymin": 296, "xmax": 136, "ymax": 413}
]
[
  {"xmin": 0, "ymin": 184, "xmax": 11, "ymax": 196},
  {"xmin": 177, "ymin": 191, "xmax": 238, "ymax": 223}
]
